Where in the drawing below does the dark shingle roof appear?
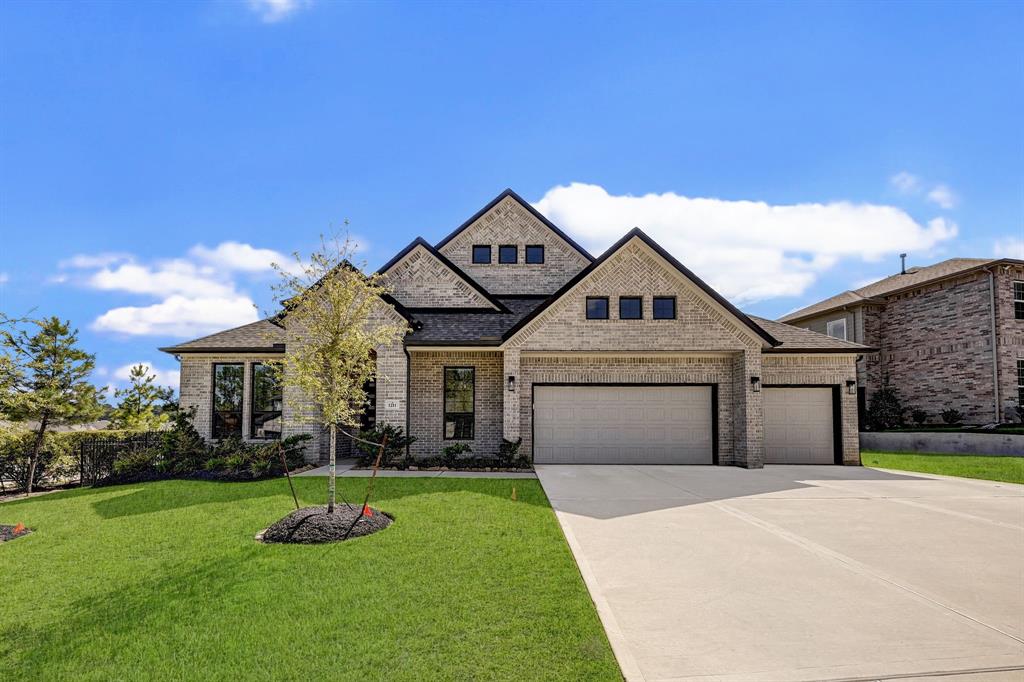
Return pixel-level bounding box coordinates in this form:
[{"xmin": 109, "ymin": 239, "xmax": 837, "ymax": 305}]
[
  {"xmin": 159, "ymin": 319, "xmax": 285, "ymax": 354},
  {"xmin": 405, "ymin": 298, "xmax": 545, "ymax": 346},
  {"xmin": 751, "ymin": 316, "xmax": 873, "ymax": 353},
  {"xmin": 779, "ymin": 258, "xmax": 999, "ymax": 323}
]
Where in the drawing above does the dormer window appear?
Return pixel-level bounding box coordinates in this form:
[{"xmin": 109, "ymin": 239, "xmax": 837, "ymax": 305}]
[
  {"xmin": 526, "ymin": 245, "xmax": 545, "ymax": 264},
  {"xmin": 499, "ymin": 245, "xmax": 518, "ymax": 264},
  {"xmin": 472, "ymin": 245, "xmax": 491, "ymax": 264}
]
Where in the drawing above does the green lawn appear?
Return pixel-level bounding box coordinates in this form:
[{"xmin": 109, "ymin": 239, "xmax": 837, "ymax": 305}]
[
  {"xmin": 862, "ymin": 451, "xmax": 1024, "ymax": 484},
  {"xmin": 0, "ymin": 477, "xmax": 620, "ymax": 681}
]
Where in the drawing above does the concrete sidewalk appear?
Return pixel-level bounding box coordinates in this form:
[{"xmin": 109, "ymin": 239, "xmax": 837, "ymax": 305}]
[
  {"xmin": 536, "ymin": 464, "xmax": 1024, "ymax": 682},
  {"xmin": 295, "ymin": 460, "xmax": 536, "ymax": 478}
]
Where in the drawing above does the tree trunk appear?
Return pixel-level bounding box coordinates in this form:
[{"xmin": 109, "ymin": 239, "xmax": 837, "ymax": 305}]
[
  {"xmin": 26, "ymin": 412, "xmax": 49, "ymax": 496},
  {"xmin": 327, "ymin": 423, "xmax": 337, "ymax": 514}
]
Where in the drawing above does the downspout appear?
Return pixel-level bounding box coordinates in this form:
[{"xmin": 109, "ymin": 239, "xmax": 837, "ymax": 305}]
[
  {"xmin": 987, "ymin": 268, "xmax": 1000, "ymax": 422},
  {"xmin": 404, "ymin": 345, "xmax": 412, "ymax": 459}
]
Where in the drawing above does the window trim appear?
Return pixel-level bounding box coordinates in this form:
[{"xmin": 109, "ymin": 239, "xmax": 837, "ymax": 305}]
[
  {"xmin": 443, "ymin": 366, "xmax": 475, "ymax": 441},
  {"xmin": 653, "ymin": 295, "xmax": 677, "ymax": 320},
  {"xmin": 471, "ymin": 245, "xmax": 492, "ymax": 264},
  {"xmin": 618, "ymin": 296, "xmax": 643, "ymax": 320},
  {"xmin": 211, "ymin": 362, "xmax": 244, "ymax": 440},
  {"xmin": 249, "ymin": 362, "xmax": 282, "ymax": 440},
  {"xmin": 525, "ymin": 244, "xmax": 545, "ymax": 264},
  {"xmin": 1014, "ymin": 280, "xmax": 1024, "ymax": 320},
  {"xmin": 498, "ymin": 244, "xmax": 518, "ymax": 264},
  {"xmin": 826, "ymin": 318, "xmax": 848, "ymax": 341},
  {"xmin": 585, "ymin": 296, "xmax": 610, "ymax": 320}
]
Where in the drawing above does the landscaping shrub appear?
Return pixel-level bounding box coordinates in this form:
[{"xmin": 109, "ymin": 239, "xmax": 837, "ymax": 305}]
[
  {"xmin": 111, "ymin": 447, "xmax": 163, "ymax": 482},
  {"xmin": 941, "ymin": 408, "xmax": 965, "ymax": 425},
  {"xmin": 441, "ymin": 443, "xmax": 472, "ymax": 468},
  {"xmin": 354, "ymin": 424, "xmax": 416, "ymax": 467},
  {"xmin": 910, "ymin": 409, "xmax": 928, "ymax": 426},
  {"xmin": 865, "ymin": 385, "xmax": 905, "ymax": 430},
  {"xmin": 0, "ymin": 427, "xmax": 126, "ymax": 492}
]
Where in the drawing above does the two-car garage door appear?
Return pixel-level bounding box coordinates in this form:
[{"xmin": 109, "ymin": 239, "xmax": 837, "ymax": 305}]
[{"xmin": 533, "ymin": 385, "xmax": 713, "ymax": 464}]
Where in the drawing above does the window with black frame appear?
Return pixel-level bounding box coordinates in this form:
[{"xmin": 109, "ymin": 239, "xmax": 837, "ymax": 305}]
[
  {"xmin": 444, "ymin": 367, "xmax": 474, "ymax": 440},
  {"xmin": 250, "ymin": 363, "xmax": 282, "ymax": 439},
  {"xmin": 212, "ymin": 363, "xmax": 244, "ymax": 439}
]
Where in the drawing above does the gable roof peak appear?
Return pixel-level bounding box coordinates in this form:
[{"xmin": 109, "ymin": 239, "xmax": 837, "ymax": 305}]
[{"xmin": 434, "ymin": 187, "xmax": 594, "ymax": 262}]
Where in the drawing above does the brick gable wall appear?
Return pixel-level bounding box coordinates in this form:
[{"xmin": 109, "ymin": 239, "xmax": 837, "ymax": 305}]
[
  {"xmin": 438, "ymin": 195, "xmax": 590, "ymax": 295},
  {"xmin": 382, "ymin": 245, "xmax": 496, "ymax": 309}
]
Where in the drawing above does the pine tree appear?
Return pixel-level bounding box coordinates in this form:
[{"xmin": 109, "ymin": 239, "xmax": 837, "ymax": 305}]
[
  {"xmin": 0, "ymin": 316, "xmax": 104, "ymax": 493},
  {"xmin": 110, "ymin": 364, "xmax": 174, "ymax": 431}
]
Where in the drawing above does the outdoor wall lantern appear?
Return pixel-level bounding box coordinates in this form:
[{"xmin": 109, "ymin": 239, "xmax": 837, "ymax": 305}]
[
  {"xmin": 507, "ymin": 375, "xmax": 516, "ymax": 392},
  {"xmin": 846, "ymin": 379, "xmax": 857, "ymax": 395},
  {"xmin": 750, "ymin": 376, "xmax": 761, "ymax": 393}
]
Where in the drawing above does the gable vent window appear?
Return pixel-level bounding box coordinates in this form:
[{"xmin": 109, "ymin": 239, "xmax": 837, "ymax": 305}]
[
  {"xmin": 826, "ymin": 318, "xmax": 847, "ymax": 341},
  {"xmin": 586, "ymin": 296, "xmax": 609, "ymax": 320},
  {"xmin": 498, "ymin": 245, "xmax": 518, "ymax": 264},
  {"xmin": 619, "ymin": 296, "xmax": 642, "ymax": 320},
  {"xmin": 525, "ymin": 245, "xmax": 545, "ymax": 264},
  {"xmin": 1014, "ymin": 281, "xmax": 1024, "ymax": 320},
  {"xmin": 653, "ymin": 296, "xmax": 676, "ymax": 319},
  {"xmin": 472, "ymin": 245, "xmax": 491, "ymax": 264}
]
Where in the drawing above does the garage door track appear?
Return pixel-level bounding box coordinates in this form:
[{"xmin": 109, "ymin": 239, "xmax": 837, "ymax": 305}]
[{"xmin": 536, "ymin": 465, "xmax": 1024, "ymax": 682}]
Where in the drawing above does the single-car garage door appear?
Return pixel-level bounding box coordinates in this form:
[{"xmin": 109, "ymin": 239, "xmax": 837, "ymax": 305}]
[
  {"xmin": 533, "ymin": 385, "xmax": 714, "ymax": 464},
  {"xmin": 764, "ymin": 387, "xmax": 835, "ymax": 464}
]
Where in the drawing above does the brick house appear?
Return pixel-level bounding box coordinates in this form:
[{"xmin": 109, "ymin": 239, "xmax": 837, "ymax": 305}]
[
  {"xmin": 779, "ymin": 257, "xmax": 1024, "ymax": 425},
  {"xmin": 162, "ymin": 189, "xmax": 870, "ymax": 467}
]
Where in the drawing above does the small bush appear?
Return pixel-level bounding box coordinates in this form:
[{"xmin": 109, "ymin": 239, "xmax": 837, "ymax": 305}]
[
  {"xmin": 111, "ymin": 448, "xmax": 162, "ymax": 481},
  {"xmin": 498, "ymin": 438, "xmax": 522, "ymax": 467},
  {"xmin": 442, "ymin": 443, "xmax": 472, "ymax": 468},
  {"xmin": 355, "ymin": 424, "xmax": 416, "ymax": 467},
  {"xmin": 910, "ymin": 409, "xmax": 928, "ymax": 426},
  {"xmin": 940, "ymin": 408, "xmax": 965, "ymax": 425},
  {"xmin": 866, "ymin": 385, "xmax": 905, "ymax": 430}
]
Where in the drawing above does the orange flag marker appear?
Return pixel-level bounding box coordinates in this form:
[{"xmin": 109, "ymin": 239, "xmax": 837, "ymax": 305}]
[
  {"xmin": 362, "ymin": 504, "xmax": 373, "ymax": 517},
  {"xmin": 13, "ymin": 523, "xmax": 26, "ymax": 534}
]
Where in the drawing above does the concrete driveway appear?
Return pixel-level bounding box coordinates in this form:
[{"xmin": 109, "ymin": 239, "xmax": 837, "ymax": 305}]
[{"xmin": 535, "ymin": 465, "xmax": 1024, "ymax": 682}]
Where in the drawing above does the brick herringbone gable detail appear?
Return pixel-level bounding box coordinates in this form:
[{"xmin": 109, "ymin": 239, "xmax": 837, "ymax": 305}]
[
  {"xmin": 508, "ymin": 240, "xmax": 761, "ymax": 350},
  {"xmin": 383, "ymin": 245, "xmax": 496, "ymax": 308},
  {"xmin": 439, "ymin": 196, "xmax": 590, "ymax": 294}
]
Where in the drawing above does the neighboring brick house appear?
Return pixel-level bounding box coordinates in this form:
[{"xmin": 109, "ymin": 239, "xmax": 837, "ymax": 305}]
[
  {"xmin": 779, "ymin": 257, "xmax": 1024, "ymax": 426},
  {"xmin": 162, "ymin": 189, "xmax": 870, "ymax": 467}
]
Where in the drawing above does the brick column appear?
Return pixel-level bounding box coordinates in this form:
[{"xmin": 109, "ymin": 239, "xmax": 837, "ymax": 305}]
[
  {"xmin": 375, "ymin": 340, "xmax": 408, "ymax": 431},
  {"xmin": 503, "ymin": 348, "xmax": 520, "ymax": 441},
  {"xmin": 732, "ymin": 349, "xmax": 764, "ymax": 468}
]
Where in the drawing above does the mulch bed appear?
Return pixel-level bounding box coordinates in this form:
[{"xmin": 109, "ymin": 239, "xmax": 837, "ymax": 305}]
[
  {"xmin": 258, "ymin": 505, "xmax": 392, "ymax": 544},
  {"xmin": 0, "ymin": 524, "xmax": 31, "ymax": 543}
]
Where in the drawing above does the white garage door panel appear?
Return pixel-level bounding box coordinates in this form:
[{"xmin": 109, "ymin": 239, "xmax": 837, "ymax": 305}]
[
  {"xmin": 533, "ymin": 385, "xmax": 713, "ymax": 464},
  {"xmin": 764, "ymin": 387, "xmax": 834, "ymax": 464}
]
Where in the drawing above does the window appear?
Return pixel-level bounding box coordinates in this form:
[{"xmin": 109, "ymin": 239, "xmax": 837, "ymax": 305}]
[
  {"xmin": 1014, "ymin": 281, "xmax": 1024, "ymax": 320},
  {"xmin": 361, "ymin": 378, "xmax": 376, "ymax": 431},
  {"xmin": 212, "ymin": 363, "xmax": 244, "ymax": 439},
  {"xmin": 472, "ymin": 245, "xmax": 491, "ymax": 264},
  {"xmin": 444, "ymin": 367, "xmax": 474, "ymax": 440},
  {"xmin": 1018, "ymin": 359, "xmax": 1024, "ymax": 410},
  {"xmin": 250, "ymin": 363, "xmax": 282, "ymax": 439},
  {"xmin": 826, "ymin": 318, "xmax": 847, "ymax": 341},
  {"xmin": 525, "ymin": 245, "xmax": 545, "ymax": 264},
  {"xmin": 498, "ymin": 245, "xmax": 518, "ymax": 264},
  {"xmin": 653, "ymin": 296, "xmax": 676, "ymax": 320},
  {"xmin": 586, "ymin": 296, "xmax": 609, "ymax": 319},
  {"xmin": 619, "ymin": 296, "xmax": 642, "ymax": 319}
]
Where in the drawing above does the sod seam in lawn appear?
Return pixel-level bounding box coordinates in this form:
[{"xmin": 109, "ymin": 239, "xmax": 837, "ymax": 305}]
[
  {"xmin": 862, "ymin": 451, "xmax": 1024, "ymax": 485},
  {"xmin": 0, "ymin": 478, "xmax": 620, "ymax": 681}
]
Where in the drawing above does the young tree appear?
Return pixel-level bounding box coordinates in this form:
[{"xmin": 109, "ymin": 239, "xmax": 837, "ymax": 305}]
[
  {"xmin": 271, "ymin": 232, "xmax": 407, "ymax": 513},
  {"xmin": 0, "ymin": 316, "xmax": 104, "ymax": 493},
  {"xmin": 110, "ymin": 364, "xmax": 175, "ymax": 431}
]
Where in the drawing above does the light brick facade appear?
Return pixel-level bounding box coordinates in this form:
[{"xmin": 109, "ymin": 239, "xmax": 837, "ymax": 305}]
[{"xmin": 170, "ymin": 190, "xmax": 864, "ymax": 467}]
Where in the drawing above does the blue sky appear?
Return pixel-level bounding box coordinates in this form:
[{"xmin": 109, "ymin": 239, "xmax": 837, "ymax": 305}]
[{"xmin": 1, "ymin": 0, "xmax": 1022, "ymax": 395}]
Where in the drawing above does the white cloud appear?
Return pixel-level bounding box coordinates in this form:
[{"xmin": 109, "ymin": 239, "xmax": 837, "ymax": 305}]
[
  {"xmin": 534, "ymin": 183, "xmax": 958, "ymax": 303},
  {"xmin": 890, "ymin": 171, "xmax": 920, "ymax": 194},
  {"xmin": 87, "ymin": 260, "xmax": 235, "ymax": 298},
  {"xmin": 92, "ymin": 294, "xmax": 258, "ymax": 338},
  {"xmin": 59, "ymin": 252, "xmax": 131, "ymax": 269},
  {"xmin": 994, "ymin": 237, "xmax": 1024, "ymax": 260},
  {"xmin": 247, "ymin": 0, "xmax": 310, "ymax": 23},
  {"xmin": 926, "ymin": 184, "xmax": 958, "ymax": 209},
  {"xmin": 189, "ymin": 241, "xmax": 292, "ymax": 273},
  {"xmin": 112, "ymin": 362, "xmax": 180, "ymax": 390}
]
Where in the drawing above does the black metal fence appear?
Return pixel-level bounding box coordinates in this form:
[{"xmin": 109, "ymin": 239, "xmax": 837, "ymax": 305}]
[{"xmin": 79, "ymin": 432, "xmax": 164, "ymax": 485}]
